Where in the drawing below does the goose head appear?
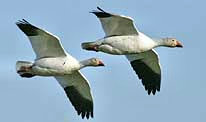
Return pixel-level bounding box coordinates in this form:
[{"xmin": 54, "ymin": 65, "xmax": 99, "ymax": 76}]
[
  {"xmin": 88, "ymin": 58, "xmax": 105, "ymax": 66},
  {"xmin": 163, "ymin": 38, "xmax": 183, "ymax": 48}
]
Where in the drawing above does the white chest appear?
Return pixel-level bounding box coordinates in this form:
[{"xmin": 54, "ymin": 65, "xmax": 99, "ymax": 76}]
[
  {"xmin": 102, "ymin": 33, "xmax": 155, "ymax": 54},
  {"xmin": 33, "ymin": 56, "xmax": 80, "ymax": 75},
  {"xmin": 135, "ymin": 32, "xmax": 156, "ymax": 52}
]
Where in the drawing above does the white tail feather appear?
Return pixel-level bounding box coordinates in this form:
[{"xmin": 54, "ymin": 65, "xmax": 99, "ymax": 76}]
[
  {"xmin": 16, "ymin": 61, "xmax": 33, "ymax": 73},
  {"xmin": 81, "ymin": 42, "xmax": 97, "ymax": 50}
]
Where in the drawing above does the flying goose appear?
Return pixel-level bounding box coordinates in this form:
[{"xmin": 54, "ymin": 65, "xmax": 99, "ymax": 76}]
[
  {"xmin": 82, "ymin": 7, "xmax": 183, "ymax": 95},
  {"xmin": 16, "ymin": 19, "xmax": 104, "ymax": 119}
]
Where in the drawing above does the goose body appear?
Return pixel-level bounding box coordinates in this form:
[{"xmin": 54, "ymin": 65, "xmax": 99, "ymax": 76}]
[
  {"xmin": 32, "ymin": 56, "xmax": 80, "ymax": 76},
  {"xmin": 16, "ymin": 19, "xmax": 104, "ymax": 119},
  {"xmin": 82, "ymin": 7, "xmax": 183, "ymax": 95},
  {"xmin": 91, "ymin": 32, "xmax": 156, "ymax": 55}
]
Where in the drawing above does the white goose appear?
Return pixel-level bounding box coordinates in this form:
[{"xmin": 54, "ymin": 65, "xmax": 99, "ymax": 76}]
[
  {"xmin": 16, "ymin": 19, "xmax": 104, "ymax": 119},
  {"xmin": 82, "ymin": 7, "xmax": 183, "ymax": 95}
]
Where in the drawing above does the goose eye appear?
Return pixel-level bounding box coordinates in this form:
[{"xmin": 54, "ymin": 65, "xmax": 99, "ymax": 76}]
[{"xmin": 93, "ymin": 59, "xmax": 97, "ymax": 63}]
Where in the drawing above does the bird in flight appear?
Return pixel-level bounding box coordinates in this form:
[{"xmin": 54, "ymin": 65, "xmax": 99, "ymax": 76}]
[
  {"xmin": 16, "ymin": 19, "xmax": 105, "ymax": 119},
  {"xmin": 82, "ymin": 7, "xmax": 183, "ymax": 95}
]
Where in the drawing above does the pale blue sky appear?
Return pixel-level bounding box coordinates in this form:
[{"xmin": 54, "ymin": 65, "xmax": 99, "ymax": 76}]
[{"xmin": 0, "ymin": 0, "xmax": 205, "ymax": 122}]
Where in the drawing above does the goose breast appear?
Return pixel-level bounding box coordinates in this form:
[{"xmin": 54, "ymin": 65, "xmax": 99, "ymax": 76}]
[
  {"xmin": 101, "ymin": 33, "xmax": 155, "ymax": 54},
  {"xmin": 34, "ymin": 56, "xmax": 80, "ymax": 75}
]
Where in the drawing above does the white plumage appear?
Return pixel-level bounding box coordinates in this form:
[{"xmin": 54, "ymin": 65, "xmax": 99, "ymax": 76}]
[
  {"xmin": 16, "ymin": 19, "xmax": 104, "ymax": 119},
  {"xmin": 82, "ymin": 7, "xmax": 183, "ymax": 95}
]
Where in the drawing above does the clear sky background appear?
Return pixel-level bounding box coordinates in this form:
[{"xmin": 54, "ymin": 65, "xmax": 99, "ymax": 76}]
[{"xmin": 0, "ymin": 0, "xmax": 205, "ymax": 122}]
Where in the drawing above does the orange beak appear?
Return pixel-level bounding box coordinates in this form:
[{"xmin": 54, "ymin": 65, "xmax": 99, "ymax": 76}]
[
  {"xmin": 98, "ymin": 60, "xmax": 105, "ymax": 66},
  {"xmin": 176, "ymin": 41, "xmax": 183, "ymax": 48}
]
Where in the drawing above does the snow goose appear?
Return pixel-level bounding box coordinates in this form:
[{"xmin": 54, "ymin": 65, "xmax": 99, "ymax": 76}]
[
  {"xmin": 82, "ymin": 7, "xmax": 183, "ymax": 95},
  {"xmin": 16, "ymin": 19, "xmax": 104, "ymax": 119}
]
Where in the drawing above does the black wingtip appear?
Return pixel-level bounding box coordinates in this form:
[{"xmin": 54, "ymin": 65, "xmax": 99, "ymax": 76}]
[
  {"xmin": 77, "ymin": 109, "xmax": 93, "ymax": 119},
  {"xmin": 146, "ymin": 85, "xmax": 158, "ymax": 95},
  {"xmin": 97, "ymin": 6, "xmax": 106, "ymax": 12},
  {"xmin": 147, "ymin": 89, "xmax": 156, "ymax": 95},
  {"xmin": 16, "ymin": 19, "xmax": 39, "ymax": 36},
  {"xmin": 146, "ymin": 87, "xmax": 160, "ymax": 95},
  {"xmin": 77, "ymin": 111, "xmax": 93, "ymax": 119},
  {"xmin": 81, "ymin": 112, "xmax": 86, "ymax": 119},
  {"xmin": 152, "ymin": 89, "xmax": 156, "ymax": 95},
  {"xmin": 91, "ymin": 111, "xmax": 94, "ymax": 118},
  {"xmin": 90, "ymin": 6, "xmax": 112, "ymax": 18},
  {"xmin": 64, "ymin": 86, "xmax": 94, "ymax": 119},
  {"xmin": 148, "ymin": 89, "xmax": 152, "ymax": 95},
  {"xmin": 16, "ymin": 19, "xmax": 31, "ymax": 25},
  {"xmin": 16, "ymin": 19, "xmax": 26, "ymax": 25},
  {"xmin": 77, "ymin": 111, "xmax": 81, "ymax": 115},
  {"xmin": 86, "ymin": 113, "xmax": 90, "ymax": 119},
  {"xmin": 130, "ymin": 60, "xmax": 161, "ymax": 96}
]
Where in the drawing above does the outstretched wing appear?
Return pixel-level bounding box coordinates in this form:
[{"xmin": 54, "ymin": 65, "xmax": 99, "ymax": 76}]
[
  {"xmin": 55, "ymin": 71, "xmax": 93, "ymax": 119},
  {"xmin": 126, "ymin": 50, "xmax": 161, "ymax": 95},
  {"xmin": 91, "ymin": 7, "xmax": 139, "ymax": 36},
  {"xmin": 16, "ymin": 19, "xmax": 67, "ymax": 59}
]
